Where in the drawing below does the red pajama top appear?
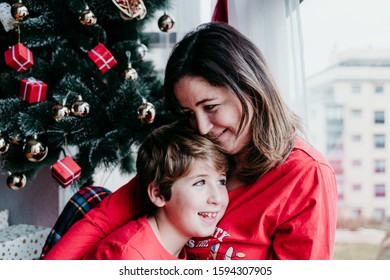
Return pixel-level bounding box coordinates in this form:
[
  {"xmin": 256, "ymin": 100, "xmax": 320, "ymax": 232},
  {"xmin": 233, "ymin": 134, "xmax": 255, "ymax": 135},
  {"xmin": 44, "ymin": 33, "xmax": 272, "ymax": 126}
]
[
  {"xmin": 44, "ymin": 138, "xmax": 337, "ymax": 260},
  {"xmin": 82, "ymin": 216, "xmax": 186, "ymax": 260}
]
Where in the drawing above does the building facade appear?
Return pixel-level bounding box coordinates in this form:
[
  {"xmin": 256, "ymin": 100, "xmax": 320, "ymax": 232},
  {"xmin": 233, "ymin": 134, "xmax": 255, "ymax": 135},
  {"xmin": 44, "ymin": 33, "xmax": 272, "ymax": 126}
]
[{"xmin": 306, "ymin": 49, "xmax": 390, "ymax": 222}]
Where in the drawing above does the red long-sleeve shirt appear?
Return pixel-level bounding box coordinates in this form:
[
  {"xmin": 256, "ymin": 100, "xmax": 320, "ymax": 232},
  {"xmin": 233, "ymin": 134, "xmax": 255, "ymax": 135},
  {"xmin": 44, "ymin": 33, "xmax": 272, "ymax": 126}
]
[{"xmin": 44, "ymin": 138, "xmax": 337, "ymax": 260}]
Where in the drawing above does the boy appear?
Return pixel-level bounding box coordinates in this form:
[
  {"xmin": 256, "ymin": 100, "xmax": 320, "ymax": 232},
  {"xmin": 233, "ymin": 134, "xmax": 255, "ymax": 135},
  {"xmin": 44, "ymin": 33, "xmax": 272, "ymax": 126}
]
[{"xmin": 83, "ymin": 120, "xmax": 230, "ymax": 259}]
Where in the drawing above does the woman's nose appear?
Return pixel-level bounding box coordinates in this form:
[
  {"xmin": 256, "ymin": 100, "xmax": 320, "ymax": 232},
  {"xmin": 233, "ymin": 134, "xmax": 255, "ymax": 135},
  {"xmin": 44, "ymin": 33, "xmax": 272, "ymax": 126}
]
[{"xmin": 196, "ymin": 113, "xmax": 213, "ymax": 135}]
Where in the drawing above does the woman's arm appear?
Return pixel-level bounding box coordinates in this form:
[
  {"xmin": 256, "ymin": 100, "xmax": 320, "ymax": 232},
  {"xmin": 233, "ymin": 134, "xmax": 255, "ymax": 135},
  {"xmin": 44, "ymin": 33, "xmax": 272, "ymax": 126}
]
[
  {"xmin": 270, "ymin": 162, "xmax": 338, "ymax": 260},
  {"xmin": 43, "ymin": 176, "xmax": 144, "ymax": 259}
]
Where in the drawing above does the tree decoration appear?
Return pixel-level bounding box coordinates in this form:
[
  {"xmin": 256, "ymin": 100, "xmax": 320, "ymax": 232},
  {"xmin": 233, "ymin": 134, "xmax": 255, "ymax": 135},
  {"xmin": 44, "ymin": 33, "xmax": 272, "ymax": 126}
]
[
  {"xmin": 23, "ymin": 135, "xmax": 48, "ymax": 162},
  {"xmin": 79, "ymin": 6, "xmax": 97, "ymax": 26},
  {"xmin": 19, "ymin": 77, "xmax": 47, "ymax": 104},
  {"xmin": 124, "ymin": 51, "xmax": 138, "ymax": 81},
  {"xmin": 4, "ymin": 42, "xmax": 34, "ymax": 72},
  {"xmin": 133, "ymin": 39, "xmax": 148, "ymax": 61},
  {"xmin": 51, "ymin": 155, "xmax": 81, "ymax": 188},
  {"xmin": 137, "ymin": 99, "xmax": 156, "ymax": 124},
  {"xmin": 6, "ymin": 172, "xmax": 27, "ymax": 190},
  {"xmin": 0, "ymin": 0, "xmax": 173, "ymax": 189},
  {"xmin": 0, "ymin": 135, "xmax": 9, "ymax": 154},
  {"xmin": 158, "ymin": 13, "xmax": 175, "ymax": 32},
  {"xmin": 71, "ymin": 95, "xmax": 90, "ymax": 117},
  {"xmin": 10, "ymin": 0, "xmax": 29, "ymax": 22},
  {"xmin": 88, "ymin": 43, "xmax": 117, "ymax": 73},
  {"xmin": 52, "ymin": 102, "xmax": 71, "ymax": 122},
  {"xmin": 112, "ymin": 0, "xmax": 147, "ymax": 20}
]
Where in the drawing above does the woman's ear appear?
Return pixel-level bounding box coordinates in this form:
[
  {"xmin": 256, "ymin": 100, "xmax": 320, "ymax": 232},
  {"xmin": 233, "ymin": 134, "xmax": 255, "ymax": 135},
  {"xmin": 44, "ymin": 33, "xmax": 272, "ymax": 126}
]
[{"xmin": 147, "ymin": 183, "xmax": 166, "ymax": 207}]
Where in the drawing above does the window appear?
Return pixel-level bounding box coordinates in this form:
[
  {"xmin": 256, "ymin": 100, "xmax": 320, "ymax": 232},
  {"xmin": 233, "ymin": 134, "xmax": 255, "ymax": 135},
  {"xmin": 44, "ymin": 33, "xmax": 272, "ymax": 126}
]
[
  {"xmin": 375, "ymin": 85, "xmax": 384, "ymax": 94},
  {"xmin": 352, "ymin": 85, "xmax": 361, "ymax": 93},
  {"xmin": 352, "ymin": 134, "xmax": 361, "ymax": 142},
  {"xmin": 374, "ymin": 184, "xmax": 385, "ymax": 197},
  {"xmin": 374, "ymin": 111, "xmax": 385, "ymax": 124},
  {"xmin": 351, "ymin": 208, "xmax": 362, "ymax": 219},
  {"xmin": 352, "ymin": 184, "xmax": 362, "ymax": 191},
  {"xmin": 351, "ymin": 109, "xmax": 362, "ymax": 118},
  {"xmin": 352, "ymin": 159, "xmax": 362, "ymax": 167},
  {"xmin": 372, "ymin": 208, "xmax": 385, "ymax": 221},
  {"xmin": 374, "ymin": 134, "xmax": 386, "ymax": 148},
  {"xmin": 374, "ymin": 159, "xmax": 385, "ymax": 173}
]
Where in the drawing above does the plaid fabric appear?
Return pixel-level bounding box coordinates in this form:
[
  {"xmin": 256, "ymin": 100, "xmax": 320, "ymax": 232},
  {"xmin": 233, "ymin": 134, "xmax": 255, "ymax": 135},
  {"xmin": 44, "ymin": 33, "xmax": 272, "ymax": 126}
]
[{"xmin": 39, "ymin": 186, "xmax": 111, "ymax": 259}]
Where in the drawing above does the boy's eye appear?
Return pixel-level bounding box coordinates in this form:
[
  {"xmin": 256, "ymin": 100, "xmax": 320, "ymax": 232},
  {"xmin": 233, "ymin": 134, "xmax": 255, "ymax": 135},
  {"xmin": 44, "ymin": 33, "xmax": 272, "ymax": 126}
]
[
  {"xmin": 193, "ymin": 179, "xmax": 206, "ymax": 186},
  {"xmin": 218, "ymin": 179, "xmax": 227, "ymax": 186}
]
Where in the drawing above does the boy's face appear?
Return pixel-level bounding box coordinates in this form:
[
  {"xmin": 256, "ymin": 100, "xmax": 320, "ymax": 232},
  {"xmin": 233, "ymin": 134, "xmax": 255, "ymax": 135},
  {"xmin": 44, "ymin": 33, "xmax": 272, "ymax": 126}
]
[{"xmin": 159, "ymin": 159, "xmax": 228, "ymax": 239}]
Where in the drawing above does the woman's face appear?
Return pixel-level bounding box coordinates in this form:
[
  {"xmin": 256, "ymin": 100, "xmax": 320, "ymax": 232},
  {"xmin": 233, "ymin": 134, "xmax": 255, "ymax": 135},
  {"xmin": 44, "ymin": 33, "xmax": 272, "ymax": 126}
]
[{"xmin": 174, "ymin": 76, "xmax": 253, "ymax": 155}]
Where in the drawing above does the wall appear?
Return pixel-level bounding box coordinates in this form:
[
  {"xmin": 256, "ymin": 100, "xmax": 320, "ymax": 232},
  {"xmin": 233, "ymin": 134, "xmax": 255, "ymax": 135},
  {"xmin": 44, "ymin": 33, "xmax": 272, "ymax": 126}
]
[{"xmin": 0, "ymin": 166, "xmax": 59, "ymax": 228}]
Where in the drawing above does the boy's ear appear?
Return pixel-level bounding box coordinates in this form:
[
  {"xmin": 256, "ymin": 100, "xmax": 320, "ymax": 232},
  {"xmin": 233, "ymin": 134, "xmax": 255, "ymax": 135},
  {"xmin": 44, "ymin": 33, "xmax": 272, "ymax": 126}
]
[{"xmin": 147, "ymin": 183, "xmax": 166, "ymax": 207}]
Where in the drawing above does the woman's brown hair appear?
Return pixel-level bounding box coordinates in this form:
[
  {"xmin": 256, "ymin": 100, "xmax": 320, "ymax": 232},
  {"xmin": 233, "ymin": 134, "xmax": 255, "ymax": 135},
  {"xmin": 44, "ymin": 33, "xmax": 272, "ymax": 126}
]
[{"xmin": 163, "ymin": 22, "xmax": 302, "ymax": 184}]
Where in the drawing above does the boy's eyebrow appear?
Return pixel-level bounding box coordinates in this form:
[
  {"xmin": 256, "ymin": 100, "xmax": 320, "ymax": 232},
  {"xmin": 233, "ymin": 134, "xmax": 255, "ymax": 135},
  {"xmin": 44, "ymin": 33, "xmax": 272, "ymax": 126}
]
[{"xmin": 187, "ymin": 173, "xmax": 227, "ymax": 180}]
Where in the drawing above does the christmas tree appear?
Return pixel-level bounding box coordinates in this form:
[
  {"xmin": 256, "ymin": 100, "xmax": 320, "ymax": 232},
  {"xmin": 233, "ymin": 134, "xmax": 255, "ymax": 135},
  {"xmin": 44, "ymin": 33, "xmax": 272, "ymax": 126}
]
[{"xmin": 0, "ymin": 0, "xmax": 175, "ymax": 190}]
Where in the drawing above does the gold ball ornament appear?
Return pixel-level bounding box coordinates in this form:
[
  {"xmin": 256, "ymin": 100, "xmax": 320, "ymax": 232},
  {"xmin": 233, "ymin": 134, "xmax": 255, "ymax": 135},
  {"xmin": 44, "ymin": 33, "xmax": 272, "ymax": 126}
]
[
  {"xmin": 137, "ymin": 101, "xmax": 156, "ymax": 124},
  {"xmin": 7, "ymin": 172, "xmax": 27, "ymax": 190},
  {"xmin": 23, "ymin": 136, "xmax": 48, "ymax": 162},
  {"xmin": 52, "ymin": 104, "xmax": 71, "ymax": 122},
  {"xmin": 71, "ymin": 98, "xmax": 90, "ymax": 117},
  {"xmin": 0, "ymin": 137, "xmax": 9, "ymax": 154},
  {"xmin": 124, "ymin": 66, "xmax": 138, "ymax": 81},
  {"xmin": 11, "ymin": 2, "xmax": 29, "ymax": 22},
  {"xmin": 158, "ymin": 13, "xmax": 175, "ymax": 32},
  {"xmin": 79, "ymin": 9, "xmax": 97, "ymax": 26}
]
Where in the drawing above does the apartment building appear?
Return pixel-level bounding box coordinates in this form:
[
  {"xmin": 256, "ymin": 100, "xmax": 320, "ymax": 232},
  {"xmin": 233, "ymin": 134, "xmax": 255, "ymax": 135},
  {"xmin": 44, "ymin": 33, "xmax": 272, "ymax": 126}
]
[{"xmin": 306, "ymin": 49, "xmax": 390, "ymax": 222}]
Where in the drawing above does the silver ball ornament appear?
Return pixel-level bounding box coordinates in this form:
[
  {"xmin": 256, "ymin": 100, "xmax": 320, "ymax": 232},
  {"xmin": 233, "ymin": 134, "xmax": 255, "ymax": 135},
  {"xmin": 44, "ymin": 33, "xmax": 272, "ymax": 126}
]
[
  {"xmin": 158, "ymin": 13, "xmax": 175, "ymax": 32},
  {"xmin": 7, "ymin": 172, "xmax": 27, "ymax": 190},
  {"xmin": 79, "ymin": 9, "xmax": 97, "ymax": 26},
  {"xmin": 137, "ymin": 101, "xmax": 156, "ymax": 124},
  {"xmin": 11, "ymin": 2, "xmax": 29, "ymax": 22},
  {"xmin": 23, "ymin": 136, "xmax": 48, "ymax": 162},
  {"xmin": 52, "ymin": 104, "xmax": 71, "ymax": 122},
  {"xmin": 72, "ymin": 99, "xmax": 90, "ymax": 117},
  {"xmin": 0, "ymin": 137, "xmax": 9, "ymax": 154},
  {"xmin": 124, "ymin": 66, "xmax": 138, "ymax": 81}
]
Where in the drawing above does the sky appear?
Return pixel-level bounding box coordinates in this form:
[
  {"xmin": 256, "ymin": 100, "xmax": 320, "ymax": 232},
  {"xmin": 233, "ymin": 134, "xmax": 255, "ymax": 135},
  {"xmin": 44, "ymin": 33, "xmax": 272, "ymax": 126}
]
[{"xmin": 300, "ymin": 0, "xmax": 390, "ymax": 76}]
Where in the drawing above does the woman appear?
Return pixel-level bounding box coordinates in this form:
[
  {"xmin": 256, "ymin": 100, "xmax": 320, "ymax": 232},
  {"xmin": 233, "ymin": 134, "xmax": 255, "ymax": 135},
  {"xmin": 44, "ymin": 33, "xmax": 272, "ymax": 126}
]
[{"xmin": 44, "ymin": 22, "xmax": 337, "ymax": 260}]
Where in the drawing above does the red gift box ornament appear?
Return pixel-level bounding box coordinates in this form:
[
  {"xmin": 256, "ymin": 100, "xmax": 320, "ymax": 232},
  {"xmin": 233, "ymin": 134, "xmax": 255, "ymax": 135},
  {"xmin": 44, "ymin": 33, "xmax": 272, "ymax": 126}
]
[
  {"xmin": 4, "ymin": 42, "xmax": 34, "ymax": 72},
  {"xmin": 51, "ymin": 156, "xmax": 81, "ymax": 188},
  {"xmin": 19, "ymin": 77, "xmax": 47, "ymax": 104},
  {"xmin": 88, "ymin": 43, "xmax": 117, "ymax": 73}
]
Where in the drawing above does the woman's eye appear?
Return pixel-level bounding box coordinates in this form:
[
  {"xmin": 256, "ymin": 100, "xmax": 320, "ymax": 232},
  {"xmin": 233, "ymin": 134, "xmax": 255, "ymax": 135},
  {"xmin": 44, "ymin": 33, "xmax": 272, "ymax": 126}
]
[
  {"xmin": 183, "ymin": 111, "xmax": 195, "ymax": 119},
  {"xmin": 204, "ymin": 105, "xmax": 216, "ymax": 111},
  {"xmin": 193, "ymin": 179, "xmax": 206, "ymax": 186}
]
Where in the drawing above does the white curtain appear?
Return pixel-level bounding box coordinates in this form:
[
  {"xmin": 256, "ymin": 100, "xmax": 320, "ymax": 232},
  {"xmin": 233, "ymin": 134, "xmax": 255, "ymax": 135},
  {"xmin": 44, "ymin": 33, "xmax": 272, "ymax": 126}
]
[{"xmin": 228, "ymin": 0, "xmax": 307, "ymax": 124}]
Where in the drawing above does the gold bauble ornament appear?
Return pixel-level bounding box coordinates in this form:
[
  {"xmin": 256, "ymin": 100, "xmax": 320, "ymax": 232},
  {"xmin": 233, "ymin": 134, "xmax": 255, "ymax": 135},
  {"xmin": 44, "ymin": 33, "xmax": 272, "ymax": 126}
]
[
  {"xmin": 79, "ymin": 8, "xmax": 97, "ymax": 26},
  {"xmin": 11, "ymin": 2, "xmax": 29, "ymax": 22},
  {"xmin": 7, "ymin": 172, "xmax": 27, "ymax": 190},
  {"xmin": 71, "ymin": 96, "xmax": 90, "ymax": 117},
  {"xmin": 124, "ymin": 65, "xmax": 138, "ymax": 81},
  {"xmin": 52, "ymin": 104, "xmax": 71, "ymax": 122},
  {"xmin": 0, "ymin": 136, "xmax": 9, "ymax": 154},
  {"xmin": 158, "ymin": 13, "xmax": 175, "ymax": 32},
  {"xmin": 137, "ymin": 101, "xmax": 156, "ymax": 124},
  {"xmin": 23, "ymin": 135, "xmax": 48, "ymax": 162}
]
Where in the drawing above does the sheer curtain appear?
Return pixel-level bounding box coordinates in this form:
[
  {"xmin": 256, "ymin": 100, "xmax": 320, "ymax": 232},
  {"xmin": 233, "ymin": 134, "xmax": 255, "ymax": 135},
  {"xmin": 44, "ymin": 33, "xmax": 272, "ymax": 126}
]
[{"xmin": 227, "ymin": 0, "xmax": 307, "ymax": 125}]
